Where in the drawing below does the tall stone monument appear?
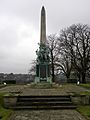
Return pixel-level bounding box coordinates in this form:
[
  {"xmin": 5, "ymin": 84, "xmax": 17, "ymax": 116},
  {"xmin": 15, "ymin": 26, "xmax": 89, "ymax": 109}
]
[
  {"xmin": 35, "ymin": 6, "xmax": 52, "ymax": 83},
  {"xmin": 40, "ymin": 6, "xmax": 46, "ymax": 45}
]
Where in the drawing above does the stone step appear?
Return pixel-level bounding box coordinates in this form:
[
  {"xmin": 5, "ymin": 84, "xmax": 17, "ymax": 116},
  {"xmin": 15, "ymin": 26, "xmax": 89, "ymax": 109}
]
[
  {"xmin": 12, "ymin": 95, "xmax": 77, "ymax": 110},
  {"xmin": 16, "ymin": 101, "xmax": 73, "ymax": 106},
  {"xmin": 17, "ymin": 95, "xmax": 71, "ymax": 102},
  {"xmin": 18, "ymin": 95, "xmax": 70, "ymax": 98},
  {"xmin": 18, "ymin": 98, "xmax": 70, "ymax": 102},
  {"xmin": 12, "ymin": 105, "xmax": 77, "ymax": 110}
]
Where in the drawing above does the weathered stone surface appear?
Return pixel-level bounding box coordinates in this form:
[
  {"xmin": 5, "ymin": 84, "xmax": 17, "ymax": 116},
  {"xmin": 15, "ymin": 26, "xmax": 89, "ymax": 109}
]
[
  {"xmin": 71, "ymin": 95, "xmax": 90, "ymax": 105},
  {"xmin": 0, "ymin": 84, "xmax": 88, "ymax": 95},
  {"xmin": 4, "ymin": 95, "xmax": 18, "ymax": 107},
  {"xmin": 81, "ymin": 95, "xmax": 90, "ymax": 105},
  {"xmin": 9, "ymin": 110, "xmax": 87, "ymax": 120}
]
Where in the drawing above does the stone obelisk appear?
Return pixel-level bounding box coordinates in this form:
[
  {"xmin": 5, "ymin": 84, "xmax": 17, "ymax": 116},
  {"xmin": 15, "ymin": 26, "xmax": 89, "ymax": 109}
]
[
  {"xmin": 40, "ymin": 6, "xmax": 46, "ymax": 45},
  {"xmin": 35, "ymin": 6, "xmax": 52, "ymax": 84}
]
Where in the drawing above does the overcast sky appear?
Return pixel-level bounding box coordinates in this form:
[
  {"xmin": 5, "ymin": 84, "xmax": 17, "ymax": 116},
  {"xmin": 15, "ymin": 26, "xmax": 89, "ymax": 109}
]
[{"xmin": 0, "ymin": 0, "xmax": 90, "ymax": 74}]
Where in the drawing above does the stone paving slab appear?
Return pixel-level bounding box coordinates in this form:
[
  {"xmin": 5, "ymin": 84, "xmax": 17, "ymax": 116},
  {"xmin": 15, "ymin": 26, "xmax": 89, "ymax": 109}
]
[
  {"xmin": 0, "ymin": 84, "xmax": 88, "ymax": 95},
  {"xmin": 0, "ymin": 84, "xmax": 87, "ymax": 95},
  {"xmin": 19, "ymin": 84, "xmax": 88, "ymax": 95},
  {"xmin": 9, "ymin": 110, "xmax": 87, "ymax": 120},
  {"xmin": 0, "ymin": 85, "xmax": 25, "ymax": 93}
]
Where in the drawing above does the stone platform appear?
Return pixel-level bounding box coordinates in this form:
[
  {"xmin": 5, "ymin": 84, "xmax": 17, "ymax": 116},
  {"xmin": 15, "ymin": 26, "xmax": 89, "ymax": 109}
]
[{"xmin": 0, "ymin": 84, "xmax": 88, "ymax": 120}]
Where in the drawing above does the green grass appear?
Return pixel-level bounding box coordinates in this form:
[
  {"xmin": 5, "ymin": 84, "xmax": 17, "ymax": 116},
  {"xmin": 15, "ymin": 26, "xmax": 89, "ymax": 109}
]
[
  {"xmin": 80, "ymin": 84, "xmax": 90, "ymax": 89},
  {"xmin": 77, "ymin": 106, "xmax": 90, "ymax": 119},
  {"xmin": 0, "ymin": 93, "xmax": 13, "ymax": 120},
  {"xmin": 80, "ymin": 91, "xmax": 90, "ymax": 95},
  {"xmin": 0, "ymin": 107, "xmax": 12, "ymax": 120},
  {"xmin": 0, "ymin": 93, "xmax": 6, "ymax": 106}
]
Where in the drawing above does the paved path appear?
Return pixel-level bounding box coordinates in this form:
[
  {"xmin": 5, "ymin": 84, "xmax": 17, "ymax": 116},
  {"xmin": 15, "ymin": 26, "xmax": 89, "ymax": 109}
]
[
  {"xmin": 21, "ymin": 84, "xmax": 87, "ymax": 95},
  {"xmin": 0, "ymin": 84, "xmax": 87, "ymax": 95},
  {"xmin": 0, "ymin": 85, "xmax": 24, "ymax": 93},
  {"xmin": 9, "ymin": 110, "xmax": 87, "ymax": 120}
]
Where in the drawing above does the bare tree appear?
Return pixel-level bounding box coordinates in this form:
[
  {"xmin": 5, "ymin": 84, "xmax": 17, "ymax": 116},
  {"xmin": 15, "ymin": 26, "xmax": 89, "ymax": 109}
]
[
  {"xmin": 47, "ymin": 34, "xmax": 58, "ymax": 82},
  {"xmin": 28, "ymin": 60, "xmax": 36, "ymax": 75},
  {"xmin": 55, "ymin": 53, "xmax": 72, "ymax": 82},
  {"xmin": 29, "ymin": 24, "xmax": 90, "ymax": 84},
  {"xmin": 54, "ymin": 33, "xmax": 72, "ymax": 82},
  {"xmin": 58, "ymin": 24, "xmax": 90, "ymax": 83}
]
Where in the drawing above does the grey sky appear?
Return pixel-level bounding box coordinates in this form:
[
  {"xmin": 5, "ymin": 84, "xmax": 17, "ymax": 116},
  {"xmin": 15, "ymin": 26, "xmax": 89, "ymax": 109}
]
[{"xmin": 0, "ymin": 0, "xmax": 90, "ymax": 73}]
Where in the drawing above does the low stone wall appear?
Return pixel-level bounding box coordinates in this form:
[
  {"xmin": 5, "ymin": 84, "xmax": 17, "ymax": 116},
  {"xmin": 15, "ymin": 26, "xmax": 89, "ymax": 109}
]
[
  {"xmin": 71, "ymin": 95, "xmax": 90, "ymax": 105},
  {"xmin": 0, "ymin": 84, "xmax": 6, "ymax": 88},
  {"xmin": 4, "ymin": 94, "xmax": 18, "ymax": 108}
]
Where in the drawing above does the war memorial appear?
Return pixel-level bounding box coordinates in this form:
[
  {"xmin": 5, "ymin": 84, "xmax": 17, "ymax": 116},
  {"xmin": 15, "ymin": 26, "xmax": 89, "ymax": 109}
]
[
  {"xmin": 35, "ymin": 6, "xmax": 52, "ymax": 84},
  {"xmin": 0, "ymin": 6, "xmax": 90, "ymax": 120}
]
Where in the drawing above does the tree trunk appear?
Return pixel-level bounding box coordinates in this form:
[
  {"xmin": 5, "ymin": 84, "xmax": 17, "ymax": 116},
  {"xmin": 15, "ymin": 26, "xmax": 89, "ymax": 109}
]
[
  {"xmin": 51, "ymin": 50, "xmax": 55, "ymax": 82},
  {"xmin": 66, "ymin": 73, "xmax": 70, "ymax": 83},
  {"xmin": 52, "ymin": 63, "xmax": 55, "ymax": 82},
  {"xmin": 77, "ymin": 72, "xmax": 81, "ymax": 82},
  {"xmin": 67, "ymin": 78, "xmax": 70, "ymax": 83},
  {"xmin": 81, "ymin": 72, "xmax": 86, "ymax": 83}
]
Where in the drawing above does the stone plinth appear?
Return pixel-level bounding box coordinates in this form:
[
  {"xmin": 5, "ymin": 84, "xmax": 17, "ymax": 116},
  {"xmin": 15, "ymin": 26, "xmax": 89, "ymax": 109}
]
[{"xmin": 4, "ymin": 94, "xmax": 18, "ymax": 108}]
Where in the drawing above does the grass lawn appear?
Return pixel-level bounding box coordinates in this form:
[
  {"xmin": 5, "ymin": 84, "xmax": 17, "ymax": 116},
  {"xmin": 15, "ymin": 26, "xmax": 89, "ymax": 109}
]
[
  {"xmin": 80, "ymin": 84, "xmax": 90, "ymax": 89},
  {"xmin": 77, "ymin": 106, "xmax": 90, "ymax": 119},
  {"xmin": 80, "ymin": 91, "xmax": 90, "ymax": 95},
  {"xmin": 0, "ymin": 93, "xmax": 13, "ymax": 120},
  {"xmin": 0, "ymin": 107, "xmax": 12, "ymax": 120}
]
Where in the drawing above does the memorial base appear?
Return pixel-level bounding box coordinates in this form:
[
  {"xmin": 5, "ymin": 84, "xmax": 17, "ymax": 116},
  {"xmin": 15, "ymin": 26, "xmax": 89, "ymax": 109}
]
[
  {"xmin": 35, "ymin": 76, "xmax": 52, "ymax": 84},
  {"xmin": 31, "ymin": 82, "xmax": 52, "ymax": 88}
]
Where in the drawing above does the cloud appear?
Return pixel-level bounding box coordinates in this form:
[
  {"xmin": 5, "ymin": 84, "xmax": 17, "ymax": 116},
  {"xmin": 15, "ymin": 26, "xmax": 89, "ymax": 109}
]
[
  {"xmin": 0, "ymin": 0, "xmax": 90, "ymax": 73},
  {"xmin": 0, "ymin": 13, "xmax": 39, "ymax": 73}
]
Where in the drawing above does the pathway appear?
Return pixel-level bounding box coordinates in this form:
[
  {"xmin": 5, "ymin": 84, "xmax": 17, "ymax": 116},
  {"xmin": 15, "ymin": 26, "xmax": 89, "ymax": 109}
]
[
  {"xmin": 0, "ymin": 84, "xmax": 87, "ymax": 95},
  {"xmin": 9, "ymin": 110, "xmax": 87, "ymax": 120}
]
